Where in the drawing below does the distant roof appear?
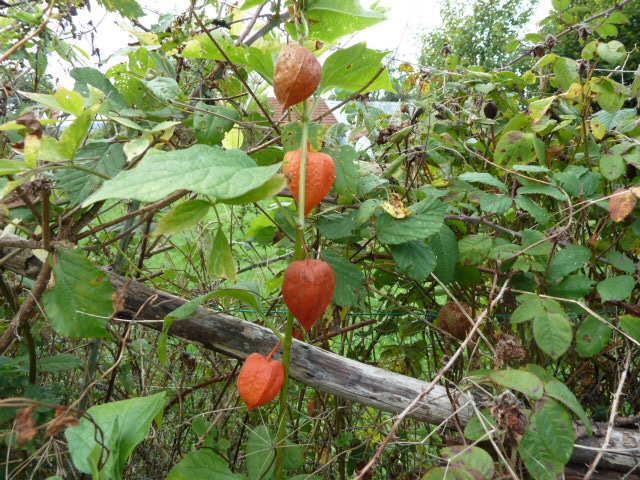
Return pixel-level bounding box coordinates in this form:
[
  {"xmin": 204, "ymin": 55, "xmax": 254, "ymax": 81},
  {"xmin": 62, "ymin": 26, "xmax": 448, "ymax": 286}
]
[{"xmin": 267, "ymin": 98, "xmax": 338, "ymax": 126}]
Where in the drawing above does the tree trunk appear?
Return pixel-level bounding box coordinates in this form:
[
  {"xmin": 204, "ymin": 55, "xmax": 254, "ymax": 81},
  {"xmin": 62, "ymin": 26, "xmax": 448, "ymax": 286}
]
[{"xmin": 1, "ymin": 234, "xmax": 639, "ymax": 473}]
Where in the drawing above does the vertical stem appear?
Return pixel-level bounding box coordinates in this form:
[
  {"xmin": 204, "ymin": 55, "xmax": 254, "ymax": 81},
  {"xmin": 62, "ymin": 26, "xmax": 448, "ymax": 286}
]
[{"xmin": 276, "ymin": 99, "xmax": 310, "ymax": 479}]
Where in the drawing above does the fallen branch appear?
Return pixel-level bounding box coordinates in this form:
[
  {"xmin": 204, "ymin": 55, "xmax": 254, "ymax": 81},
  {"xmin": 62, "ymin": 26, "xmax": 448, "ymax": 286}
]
[{"xmin": 1, "ymin": 233, "xmax": 639, "ymax": 473}]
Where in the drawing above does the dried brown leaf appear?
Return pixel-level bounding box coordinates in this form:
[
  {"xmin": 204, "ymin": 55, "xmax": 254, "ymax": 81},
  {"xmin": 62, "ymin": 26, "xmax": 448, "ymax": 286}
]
[{"xmin": 609, "ymin": 189, "xmax": 637, "ymax": 222}]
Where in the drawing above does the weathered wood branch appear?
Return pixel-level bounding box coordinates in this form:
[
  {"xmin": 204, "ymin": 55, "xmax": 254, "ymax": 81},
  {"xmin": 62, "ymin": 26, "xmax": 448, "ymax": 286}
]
[{"xmin": 1, "ymin": 234, "xmax": 639, "ymax": 473}]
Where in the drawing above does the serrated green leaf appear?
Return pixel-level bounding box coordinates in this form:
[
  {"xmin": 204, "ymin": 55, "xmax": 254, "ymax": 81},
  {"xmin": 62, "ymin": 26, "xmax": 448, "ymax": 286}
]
[
  {"xmin": 43, "ymin": 249, "xmax": 113, "ymax": 338},
  {"xmin": 599, "ymin": 153, "xmax": 625, "ymax": 181},
  {"xmin": 576, "ymin": 316, "xmax": 612, "ymax": 357},
  {"xmin": 389, "ymin": 241, "xmax": 436, "ymax": 282},
  {"xmin": 519, "ymin": 399, "xmax": 575, "ymax": 479},
  {"xmin": 317, "ymin": 213, "xmax": 358, "ymax": 239},
  {"xmin": 548, "ymin": 275, "xmax": 593, "ymax": 300},
  {"xmin": 430, "ymin": 225, "xmax": 458, "ymax": 284},
  {"xmin": 605, "ymin": 251, "xmax": 635, "ymax": 273},
  {"xmin": 322, "ymin": 250, "xmax": 364, "ymax": 307},
  {"xmin": 375, "ymin": 199, "xmax": 445, "ymax": 245},
  {"xmin": 516, "ymin": 195, "xmax": 550, "ymax": 225},
  {"xmin": 511, "ymin": 294, "xmax": 543, "ymax": 324},
  {"xmin": 458, "ymin": 235, "xmax": 493, "ymax": 265},
  {"xmin": 597, "ymin": 275, "xmax": 635, "ymax": 302},
  {"xmin": 548, "ymin": 245, "xmax": 591, "ymax": 282},
  {"xmin": 458, "ymin": 172, "xmax": 508, "ymax": 192},
  {"xmin": 480, "ymin": 193, "xmax": 512, "ymax": 214},
  {"xmin": 494, "ymin": 131, "xmax": 538, "ymax": 166},
  {"xmin": 619, "ymin": 315, "xmax": 640, "ymax": 343},
  {"xmin": 597, "ymin": 40, "xmax": 626, "ymax": 64},
  {"xmin": 333, "ymin": 144, "xmax": 359, "ymax": 197},
  {"xmin": 39, "ymin": 354, "xmax": 82, "ymax": 372},
  {"xmin": 553, "ymin": 57, "xmax": 579, "ymax": 91},
  {"xmin": 533, "ymin": 309, "xmax": 572, "ymax": 359}
]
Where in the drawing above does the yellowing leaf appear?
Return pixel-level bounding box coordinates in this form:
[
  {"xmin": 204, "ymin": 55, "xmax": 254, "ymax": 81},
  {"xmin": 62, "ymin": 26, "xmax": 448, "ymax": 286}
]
[
  {"xmin": 382, "ymin": 195, "xmax": 412, "ymax": 218},
  {"xmin": 609, "ymin": 189, "xmax": 637, "ymax": 222},
  {"xmin": 590, "ymin": 120, "xmax": 606, "ymax": 140}
]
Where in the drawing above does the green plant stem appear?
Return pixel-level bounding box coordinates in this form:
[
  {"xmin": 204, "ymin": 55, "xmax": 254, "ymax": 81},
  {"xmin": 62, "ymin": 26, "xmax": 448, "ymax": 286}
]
[
  {"xmin": 275, "ymin": 99, "xmax": 310, "ymax": 480},
  {"xmin": 294, "ymin": 100, "xmax": 310, "ymax": 259}
]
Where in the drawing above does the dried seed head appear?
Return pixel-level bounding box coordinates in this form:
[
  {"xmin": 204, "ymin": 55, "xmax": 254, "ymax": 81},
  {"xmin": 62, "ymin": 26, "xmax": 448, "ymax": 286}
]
[{"xmin": 274, "ymin": 44, "xmax": 322, "ymax": 110}]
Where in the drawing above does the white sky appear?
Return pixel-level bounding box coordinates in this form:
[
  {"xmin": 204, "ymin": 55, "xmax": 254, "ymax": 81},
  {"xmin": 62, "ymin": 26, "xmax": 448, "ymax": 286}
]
[{"xmin": 50, "ymin": 0, "xmax": 552, "ymax": 87}]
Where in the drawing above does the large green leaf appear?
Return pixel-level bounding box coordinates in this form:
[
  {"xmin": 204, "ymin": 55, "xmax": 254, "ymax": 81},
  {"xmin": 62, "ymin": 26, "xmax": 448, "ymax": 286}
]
[
  {"xmin": 597, "ymin": 275, "xmax": 635, "ymax": 302},
  {"xmin": 429, "ymin": 226, "xmax": 458, "ymax": 284},
  {"xmin": 511, "ymin": 294, "xmax": 543, "ymax": 324},
  {"xmin": 322, "ymin": 250, "xmax": 364, "ymax": 306},
  {"xmin": 71, "ymin": 67, "xmax": 127, "ymax": 111},
  {"xmin": 548, "ymin": 274, "xmax": 593, "ymax": 299},
  {"xmin": 619, "ymin": 315, "xmax": 640, "ymax": 343},
  {"xmin": 519, "ymin": 399, "xmax": 575, "ymax": 479},
  {"xmin": 83, "ymin": 146, "xmax": 282, "ymax": 205},
  {"xmin": 319, "ymin": 43, "xmax": 395, "ymax": 95},
  {"xmin": 304, "ymin": 0, "xmax": 386, "ymax": 44},
  {"xmin": 246, "ymin": 425, "xmax": 276, "ymax": 480},
  {"xmin": 553, "ymin": 57, "xmax": 579, "ymax": 91},
  {"xmin": 548, "ymin": 245, "xmax": 591, "ymax": 282},
  {"xmin": 576, "ymin": 316, "xmax": 611, "ymax": 357},
  {"xmin": 317, "ymin": 213, "xmax": 358, "ymax": 240},
  {"xmin": 194, "ymin": 103, "xmax": 238, "ymax": 146},
  {"xmin": 458, "ymin": 172, "xmax": 507, "ymax": 192},
  {"xmin": 494, "ymin": 131, "xmax": 538, "ymax": 166},
  {"xmin": 389, "ymin": 241, "xmax": 436, "ymax": 282},
  {"xmin": 43, "ymin": 249, "xmax": 114, "ymax": 338},
  {"xmin": 375, "ymin": 198, "xmax": 445, "ymax": 245},
  {"xmin": 56, "ymin": 142, "xmax": 127, "ymax": 205},
  {"xmin": 440, "ymin": 445, "xmax": 495, "ymax": 480},
  {"xmin": 166, "ymin": 449, "xmax": 244, "ymax": 480},
  {"xmin": 39, "ymin": 354, "xmax": 82, "ymax": 372},
  {"xmin": 545, "ymin": 379, "xmax": 592, "ymax": 435},
  {"xmin": 533, "ymin": 308, "xmax": 573, "ymax": 359},
  {"xmin": 333, "ymin": 144, "xmax": 360, "ymax": 197},
  {"xmin": 489, "ymin": 370, "xmax": 544, "ymax": 400},
  {"xmin": 66, "ymin": 392, "xmax": 166, "ymax": 479}
]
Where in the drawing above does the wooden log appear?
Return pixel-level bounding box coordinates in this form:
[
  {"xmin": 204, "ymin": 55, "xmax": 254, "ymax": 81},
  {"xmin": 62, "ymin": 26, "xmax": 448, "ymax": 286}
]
[{"xmin": 1, "ymin": 234, "xmax": 639, "ymax": 472}]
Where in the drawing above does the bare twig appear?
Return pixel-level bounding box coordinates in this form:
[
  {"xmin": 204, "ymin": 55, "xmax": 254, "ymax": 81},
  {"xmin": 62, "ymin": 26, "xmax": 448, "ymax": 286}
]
[
  {"xmin": 0, "ymin": 0, "xmax": 56, "ymax": 63},
  {"xmin": 0, "ymin": 259, "xmax": 52, "ymax": 355}
]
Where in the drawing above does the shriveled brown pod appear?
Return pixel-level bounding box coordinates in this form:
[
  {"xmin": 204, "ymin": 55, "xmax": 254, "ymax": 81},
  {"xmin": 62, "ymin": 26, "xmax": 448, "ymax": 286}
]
[{"xmin": 274, "ymin": 44, "xmax": 322, "ymax": 110}]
